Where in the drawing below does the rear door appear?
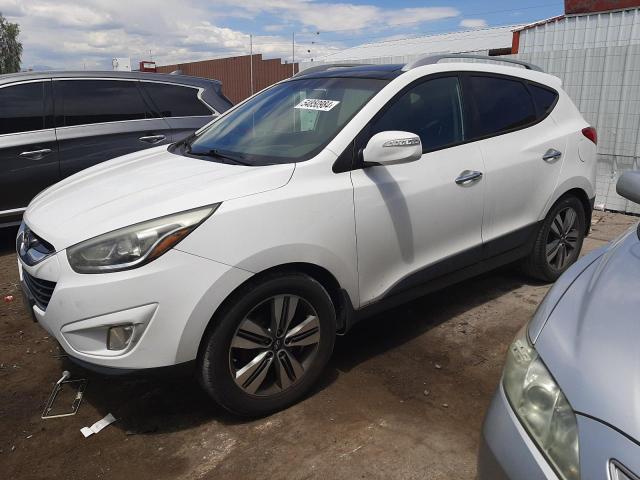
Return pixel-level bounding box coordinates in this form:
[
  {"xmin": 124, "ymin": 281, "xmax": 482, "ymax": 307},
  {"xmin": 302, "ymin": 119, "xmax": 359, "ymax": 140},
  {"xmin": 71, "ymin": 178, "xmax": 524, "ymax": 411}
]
[
  {"xmin": 461, "ymin": 74, "xmax": 563, "ymax": 254},
  {"xmin": 54, "ymin": 78, "xmax": 173, "ymax": 178},
  {"xmin": 0, "ymin": 79, "xmax": 59, "ymax": 219},
  {"xmin": 140, "ymin": 81, "xmax": 218, "ymax": 143}
]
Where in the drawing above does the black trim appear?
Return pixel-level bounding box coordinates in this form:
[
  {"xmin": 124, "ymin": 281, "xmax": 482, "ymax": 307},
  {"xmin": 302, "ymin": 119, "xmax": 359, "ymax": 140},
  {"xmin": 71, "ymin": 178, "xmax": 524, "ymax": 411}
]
[
  {"xmin": 66, "ymin": 355, "xmax": 197, "ymax": 377},
  {"xmin": 587, "ymin": 195, "xmax": 595, "ymax": 234},
  {"xmin": 343, "ymin": 221, "xmax": 541, "ymax": 329}
]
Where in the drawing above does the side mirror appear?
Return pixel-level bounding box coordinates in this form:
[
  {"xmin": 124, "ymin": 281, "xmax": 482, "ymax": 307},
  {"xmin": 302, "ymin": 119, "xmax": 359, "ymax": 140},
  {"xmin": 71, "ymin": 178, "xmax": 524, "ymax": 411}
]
[
  {"xmin": 616, "ymin": 171, "xmax": 640, "ymax": 204},
  {"xmin": 362, "ymin": 131, "xmax": 422, "ymax": 167}
]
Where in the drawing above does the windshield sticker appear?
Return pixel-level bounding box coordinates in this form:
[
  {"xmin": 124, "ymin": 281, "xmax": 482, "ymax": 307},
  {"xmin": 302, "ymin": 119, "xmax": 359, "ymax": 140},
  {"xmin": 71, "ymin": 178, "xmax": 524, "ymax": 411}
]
[{"xmin": 295, "ymin": 99, "xmax": 340, "ymax": 111}]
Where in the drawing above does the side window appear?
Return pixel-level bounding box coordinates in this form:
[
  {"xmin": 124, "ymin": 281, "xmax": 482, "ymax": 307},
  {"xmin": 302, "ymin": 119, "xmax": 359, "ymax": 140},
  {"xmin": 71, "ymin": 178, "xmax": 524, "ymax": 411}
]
[
  {"xmin": 529, "ymin": 84, "xmax": 558, "ymax": 117},
  {"xmin": 0, "ymin": 82, "xmax": 46, "ymax": 135},
  {"xmin": 466, "ymin": 76, "xmax": 536, "ymax": 139},
  {"xmin": 371, "ymin": 76, "xmax": 464, "ymax": 152},
  {"xmin": 55, "ymin": 80, "xmax": 153, "ymax": 127},
  {"xmin": 141, "ymin": 82, "xmax": 212, "ymax": 117}
]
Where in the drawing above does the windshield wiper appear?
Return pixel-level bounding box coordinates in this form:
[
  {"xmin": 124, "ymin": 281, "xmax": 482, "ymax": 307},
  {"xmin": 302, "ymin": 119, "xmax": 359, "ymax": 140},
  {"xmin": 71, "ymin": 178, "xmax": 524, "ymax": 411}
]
[{"xmin": 186, "ymin": 146, "xmax": 252, "ymax": 166}]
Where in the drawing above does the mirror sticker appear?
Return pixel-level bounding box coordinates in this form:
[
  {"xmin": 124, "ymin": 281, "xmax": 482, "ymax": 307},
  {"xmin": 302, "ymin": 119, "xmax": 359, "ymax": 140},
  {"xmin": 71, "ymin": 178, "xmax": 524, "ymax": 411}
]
[{"xmin": 295, "ymin": 99, "xmax": 340, "ymax": 111}]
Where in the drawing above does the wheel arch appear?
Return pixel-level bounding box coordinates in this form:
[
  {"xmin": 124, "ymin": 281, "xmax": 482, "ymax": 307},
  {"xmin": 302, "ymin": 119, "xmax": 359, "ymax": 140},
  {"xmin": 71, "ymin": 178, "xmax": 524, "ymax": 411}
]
[
  {"xmin": 195, "ymin": 262, "xmax": 355, "ymax": 362},
  {"xmin": 542, "ymin": 177, "xmax": 595, "ymax": 235}
]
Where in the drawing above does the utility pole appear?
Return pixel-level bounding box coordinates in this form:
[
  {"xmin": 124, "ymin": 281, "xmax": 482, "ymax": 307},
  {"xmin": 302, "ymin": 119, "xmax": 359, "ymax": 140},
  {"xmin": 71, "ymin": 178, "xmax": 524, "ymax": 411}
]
[
  {"xmin": 292, "ymin": 32, "xmax": 295, "ymax": 76},
  {"xmin": 249, "ymin": 34, "xmax": 254, "ymax": 95}
]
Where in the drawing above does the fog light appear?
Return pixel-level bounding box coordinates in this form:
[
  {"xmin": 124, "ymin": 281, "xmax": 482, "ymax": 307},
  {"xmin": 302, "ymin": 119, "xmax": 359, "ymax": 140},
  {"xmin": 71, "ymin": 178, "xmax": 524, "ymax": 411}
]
[{"xmin": 107, "ymin": 325, "xmax": 134, "ymax": 351}]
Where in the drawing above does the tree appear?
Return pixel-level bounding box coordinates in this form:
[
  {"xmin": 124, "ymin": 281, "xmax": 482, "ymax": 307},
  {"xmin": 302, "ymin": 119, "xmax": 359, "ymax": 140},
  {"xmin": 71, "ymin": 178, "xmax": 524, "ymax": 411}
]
[{"xmin": 0, "ymin": 13, "xmax": 22, "ymax": 74}]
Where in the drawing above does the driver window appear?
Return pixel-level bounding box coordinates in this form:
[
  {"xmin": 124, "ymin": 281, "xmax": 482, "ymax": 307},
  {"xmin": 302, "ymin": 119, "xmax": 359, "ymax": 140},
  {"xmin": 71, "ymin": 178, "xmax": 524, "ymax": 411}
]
[{"xmin": 371, "ymin": 76, "xmax": 464, "ymax": 152}]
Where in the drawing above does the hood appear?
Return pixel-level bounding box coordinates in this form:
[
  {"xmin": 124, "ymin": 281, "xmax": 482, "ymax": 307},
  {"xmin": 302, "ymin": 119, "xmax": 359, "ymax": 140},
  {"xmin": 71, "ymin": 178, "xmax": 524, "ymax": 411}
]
[
  {"xmin": 24, "ymin": 145, "xmax": 295, "ymax": 250},
  {"xmin": 535, "ymin": 225, "xmax": 640, "ymax": 442}
]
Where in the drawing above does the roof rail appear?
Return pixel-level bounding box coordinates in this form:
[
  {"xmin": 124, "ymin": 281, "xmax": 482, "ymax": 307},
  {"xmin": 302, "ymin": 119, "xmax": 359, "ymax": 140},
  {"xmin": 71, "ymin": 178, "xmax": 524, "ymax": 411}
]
[
  {"xmin": 293, "ymin": 63, "xmax": 372, "ymax": 78},
  {"xmin": 402, "ymin": 54, "xmax": 543, "ymax": 72}
]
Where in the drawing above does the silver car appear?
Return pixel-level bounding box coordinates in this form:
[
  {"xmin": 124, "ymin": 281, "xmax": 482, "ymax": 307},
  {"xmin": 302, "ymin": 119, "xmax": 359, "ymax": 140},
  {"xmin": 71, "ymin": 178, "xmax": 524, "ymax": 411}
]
[{"xmin": 478, "ymin": 171, "xmax": 640, "ymax": 480}]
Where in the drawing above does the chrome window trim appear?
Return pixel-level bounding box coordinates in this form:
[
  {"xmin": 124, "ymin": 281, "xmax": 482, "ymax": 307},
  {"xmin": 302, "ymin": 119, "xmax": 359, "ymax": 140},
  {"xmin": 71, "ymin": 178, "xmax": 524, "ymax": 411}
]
[
  {"xmin": 0, "ymin": 127, "xmax": 56, "ymax": 139},
  {"xmin": 0, "ymin": 207, "xmax": 27, "ymax": 218},
  {"xmin": 138, "ymin": 79, "xmax": 218, "ymax": 115},
  {"xmin": 50, "ymin": 77, "xmax": 218, "ymax": 127}
]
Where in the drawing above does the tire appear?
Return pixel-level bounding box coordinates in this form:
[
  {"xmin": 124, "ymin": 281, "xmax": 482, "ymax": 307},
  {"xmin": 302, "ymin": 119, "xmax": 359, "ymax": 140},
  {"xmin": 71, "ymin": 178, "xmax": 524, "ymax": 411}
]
[
  {"xmin": 522, "ymin": 195, "xmax": 586, "ymax": 282},
  {"xmin": 198, "ymin": 272, "xmax": 336, "ymax": 417}
]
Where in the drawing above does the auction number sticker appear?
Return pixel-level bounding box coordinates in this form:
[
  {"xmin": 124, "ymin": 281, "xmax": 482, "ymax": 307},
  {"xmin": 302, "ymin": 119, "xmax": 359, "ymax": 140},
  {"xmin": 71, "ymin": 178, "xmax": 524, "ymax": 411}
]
[{"xmin": 295, "ymin": 98, "xmax": 340, "ymax": 111}]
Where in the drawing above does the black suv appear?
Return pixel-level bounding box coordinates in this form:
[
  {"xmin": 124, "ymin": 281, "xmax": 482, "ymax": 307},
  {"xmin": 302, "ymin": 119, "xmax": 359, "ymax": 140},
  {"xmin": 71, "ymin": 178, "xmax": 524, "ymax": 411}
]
[{"xmin": 0, "ymin": 71, "xmax": 232, "ymax": 227}]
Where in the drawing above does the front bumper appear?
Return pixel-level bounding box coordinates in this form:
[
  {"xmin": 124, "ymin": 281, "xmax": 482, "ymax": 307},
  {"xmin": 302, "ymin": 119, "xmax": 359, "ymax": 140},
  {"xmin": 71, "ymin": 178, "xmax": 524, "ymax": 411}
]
[
  {"xmin": 478, "ymin": 384, "xmax": 559, "ymax": 480},
  {"xmin": 18, "ymin": 247, "xmax": 252, "ymax": 371}
]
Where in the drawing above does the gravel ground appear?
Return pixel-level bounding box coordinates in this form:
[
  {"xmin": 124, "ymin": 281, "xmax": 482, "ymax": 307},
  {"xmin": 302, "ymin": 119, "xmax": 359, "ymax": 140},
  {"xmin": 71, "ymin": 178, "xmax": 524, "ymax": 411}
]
[{"xmin": 0, "ymin": 211, "xmax": 636, "ymax": 480}]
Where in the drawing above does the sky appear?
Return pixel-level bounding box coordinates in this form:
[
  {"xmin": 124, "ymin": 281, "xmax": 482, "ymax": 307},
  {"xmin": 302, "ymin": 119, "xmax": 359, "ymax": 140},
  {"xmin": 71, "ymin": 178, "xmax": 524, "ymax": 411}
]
[{"xmin": 0, "ymin": 0, "xmax": 564, "ymax": 70}]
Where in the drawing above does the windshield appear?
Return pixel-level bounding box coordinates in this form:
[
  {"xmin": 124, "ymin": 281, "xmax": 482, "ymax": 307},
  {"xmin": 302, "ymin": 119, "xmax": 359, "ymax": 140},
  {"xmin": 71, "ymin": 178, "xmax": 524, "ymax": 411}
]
[{"xmin": 184, "ymin": 77, "xmax": 387, "ymax": 165}]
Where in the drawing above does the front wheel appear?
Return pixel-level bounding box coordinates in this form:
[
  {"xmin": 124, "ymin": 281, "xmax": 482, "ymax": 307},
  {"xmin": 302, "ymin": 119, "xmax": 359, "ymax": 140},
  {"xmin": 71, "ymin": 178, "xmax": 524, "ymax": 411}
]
[
  {"xmin": 522, "ymin": 196, "xmax": 586, "ymax": 282},
  {"xmin": 198, "ymin": 272, "xmax": 336, "ymax": 417}
]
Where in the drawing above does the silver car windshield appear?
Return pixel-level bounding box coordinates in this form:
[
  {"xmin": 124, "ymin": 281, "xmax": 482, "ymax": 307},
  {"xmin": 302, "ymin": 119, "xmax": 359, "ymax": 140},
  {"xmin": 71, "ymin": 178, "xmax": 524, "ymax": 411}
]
[{"xmin": 184, "ymin": 77, "xmax": 387, "ymax": 165}]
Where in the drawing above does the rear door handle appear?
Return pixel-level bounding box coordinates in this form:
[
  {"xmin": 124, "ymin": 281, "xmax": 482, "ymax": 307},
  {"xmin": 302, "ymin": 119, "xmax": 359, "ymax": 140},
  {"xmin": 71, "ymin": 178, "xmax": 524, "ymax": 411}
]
[
  {"xmin": 542, "ymin": 148, "xmax": 562, "ymax": 161},
  {"xmin": 455, "ymin": 170, "xmax": 483, "ymax": 185},
  {"xmin": 19, "ymin": 148, "xmax": 53, "ymax": 160},
  {"xmin": 138, "ymin": 134, "xmax": 166, "ymax": 144}
]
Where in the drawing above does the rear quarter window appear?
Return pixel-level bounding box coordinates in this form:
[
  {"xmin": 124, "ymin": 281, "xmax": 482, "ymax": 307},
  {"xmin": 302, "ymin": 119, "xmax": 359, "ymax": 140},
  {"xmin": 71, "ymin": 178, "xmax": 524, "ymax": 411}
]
[
  {"xmin": 466, "ymin": 75, "xmax": 537, "ymax": 139},
  {"xmin": 529, "ymin": 84, "xmax": 559, "ymax": 117},
  {"xmin": 142, "ymin": 82, "xmax": 213, "ymax": 117}
]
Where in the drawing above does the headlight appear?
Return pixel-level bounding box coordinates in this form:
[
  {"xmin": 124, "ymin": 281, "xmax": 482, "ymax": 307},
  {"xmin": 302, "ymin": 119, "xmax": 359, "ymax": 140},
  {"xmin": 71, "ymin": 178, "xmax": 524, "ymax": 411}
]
[
  {"xmin": 67, "ymin": 205, "xmax": 218, "ymax": 273},
  {"xmin": 503, "ymin": 327, "xmax": 579, "ymax": 480}
]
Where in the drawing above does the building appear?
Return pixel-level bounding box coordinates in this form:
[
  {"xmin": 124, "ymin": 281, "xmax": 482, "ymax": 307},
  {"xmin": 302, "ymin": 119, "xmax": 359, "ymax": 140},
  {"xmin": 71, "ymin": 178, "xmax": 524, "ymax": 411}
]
[
  {"xmin": 157, "ymin": 54, "xmax": 297, "ymax": 104},
  {"xmin": 300, "ymin": 25, "xmax": 517, "ymax": 69},
  {"xmin": 510, "ymin": 0, "xmax": 640, "ymax": 213}
]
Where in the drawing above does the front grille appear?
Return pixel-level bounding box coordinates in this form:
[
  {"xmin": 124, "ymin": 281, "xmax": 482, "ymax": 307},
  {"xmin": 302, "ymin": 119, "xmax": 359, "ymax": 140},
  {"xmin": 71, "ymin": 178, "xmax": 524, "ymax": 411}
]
[
  {"xmin": 17, "ymin": 223, "xmax": 56, "ymax": 266},
  {"xmin": 22, "ymin": 270, "xmax": 56, "ymax": 310}
]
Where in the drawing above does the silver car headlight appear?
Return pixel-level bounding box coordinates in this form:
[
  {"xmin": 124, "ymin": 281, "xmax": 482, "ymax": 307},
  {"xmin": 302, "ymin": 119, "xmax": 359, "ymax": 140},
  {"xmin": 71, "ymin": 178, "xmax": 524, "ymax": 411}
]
[
  {"xmin": 67, "ymin": 205, "xmax": 218, "ymax": 273},
  {"xmin": 503, "ymin": 326, "xmax": 579, "ymax": 480}
]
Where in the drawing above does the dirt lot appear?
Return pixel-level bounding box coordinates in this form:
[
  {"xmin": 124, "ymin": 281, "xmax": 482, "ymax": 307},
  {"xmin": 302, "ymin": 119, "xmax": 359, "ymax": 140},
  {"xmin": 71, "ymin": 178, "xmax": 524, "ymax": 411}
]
[{"xmin": 0, "ymin": 211, "xmax": 635, "ymax": 480}]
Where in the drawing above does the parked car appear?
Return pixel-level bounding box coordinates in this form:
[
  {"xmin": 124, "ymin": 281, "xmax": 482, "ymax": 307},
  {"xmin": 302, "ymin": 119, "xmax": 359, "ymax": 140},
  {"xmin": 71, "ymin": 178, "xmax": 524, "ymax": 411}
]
[
  {"xmin": 0, "ymin": 71, "xmax": 232, "ymax": 227},
  {"xmin": 17, "ymin": 56, "xmax": 597, "ymax": 416},
  {"xmin": 478, "ymin": 171, "xmax": 640, "ymax": 480}
]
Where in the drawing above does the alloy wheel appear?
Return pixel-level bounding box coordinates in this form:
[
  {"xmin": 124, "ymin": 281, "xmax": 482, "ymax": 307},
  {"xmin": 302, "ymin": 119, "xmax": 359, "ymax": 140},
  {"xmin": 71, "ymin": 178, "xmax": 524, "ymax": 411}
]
[
  {"xmin": 546, "ymin": 206, "xmax": 580, "ymax": 270},
  {"xmin": 229, "ymin": 295, "xmax": 321, "ymax": 397}
]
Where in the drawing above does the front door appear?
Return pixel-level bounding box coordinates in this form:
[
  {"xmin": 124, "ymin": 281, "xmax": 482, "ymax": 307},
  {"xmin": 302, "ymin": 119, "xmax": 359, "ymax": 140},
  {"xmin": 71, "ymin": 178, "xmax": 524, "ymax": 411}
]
[
  {"xmin": 351, "ymin": 76, "xmax": 485, "ymax": 306},
  {"xmin": 0, "ymin": 80, "xmax": 59, "ymax": 222}
]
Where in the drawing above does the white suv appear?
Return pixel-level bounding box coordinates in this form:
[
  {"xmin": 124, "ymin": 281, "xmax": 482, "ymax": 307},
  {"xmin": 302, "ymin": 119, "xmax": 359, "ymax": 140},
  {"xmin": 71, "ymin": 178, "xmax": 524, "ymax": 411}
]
[{"xmin": 17, "ymin": 56, "xmax": 597, "ymax": 416}]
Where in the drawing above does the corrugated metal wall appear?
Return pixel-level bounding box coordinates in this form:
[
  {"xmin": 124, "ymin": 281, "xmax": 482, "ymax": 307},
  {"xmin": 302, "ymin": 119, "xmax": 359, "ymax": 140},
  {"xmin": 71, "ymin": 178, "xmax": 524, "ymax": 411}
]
[
  {"xmin": 157, "ymin": 54, "xmax": 298, "ymax": 104},
  {"xmin": 518, "ymin": 8, "xmax": 640, "ymax": 52},
  {"xmin": 513, "ymin": 8, "xmax": 640, "ymax": 213}
]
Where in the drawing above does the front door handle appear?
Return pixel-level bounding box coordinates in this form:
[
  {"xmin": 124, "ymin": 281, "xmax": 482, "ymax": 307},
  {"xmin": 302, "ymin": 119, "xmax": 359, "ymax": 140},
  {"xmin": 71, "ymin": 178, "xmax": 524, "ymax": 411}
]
[
  {"xmin": 19, "ymin": 148, "xmax": 53, "ymax": 160},
  {"xmin": 542, "ymin": 148, "xmax": 562, "ymax": 162},
  {"xmin": 455, "ymin": 170, "xmax": 483, "ymax": 186},
  {"xmin": 139, "ymin": 134, "xmax": 166, "ymax": 144}
]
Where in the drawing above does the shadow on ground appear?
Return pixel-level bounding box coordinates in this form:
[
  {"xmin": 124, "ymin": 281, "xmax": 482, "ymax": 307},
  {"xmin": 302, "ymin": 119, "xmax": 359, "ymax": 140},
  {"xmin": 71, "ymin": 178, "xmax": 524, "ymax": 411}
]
[{"xmin": 59, "ymin": 264, "xmax": 537, "ymax": 437}]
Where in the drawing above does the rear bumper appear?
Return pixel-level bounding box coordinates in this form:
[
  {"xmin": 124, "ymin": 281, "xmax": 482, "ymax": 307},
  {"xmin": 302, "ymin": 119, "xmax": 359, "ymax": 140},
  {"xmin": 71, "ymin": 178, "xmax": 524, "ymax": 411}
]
[{"xmin": 478, "ymin": 385, "xmax": 558, "ymax": 480}]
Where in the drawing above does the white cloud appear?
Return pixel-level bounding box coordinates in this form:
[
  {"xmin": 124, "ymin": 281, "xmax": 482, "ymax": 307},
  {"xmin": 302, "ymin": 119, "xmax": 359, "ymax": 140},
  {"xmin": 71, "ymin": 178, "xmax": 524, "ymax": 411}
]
[
  {"xmin": 459, "ymin": 18, "xmax": 488, "ymax": 29},
  {"xmin": 0, "ymin": 0, "xmax": 462, "ymax": 70},
  {"xmin": 218, "ymin": 1, "xmax": 459, "ymax": 31}
]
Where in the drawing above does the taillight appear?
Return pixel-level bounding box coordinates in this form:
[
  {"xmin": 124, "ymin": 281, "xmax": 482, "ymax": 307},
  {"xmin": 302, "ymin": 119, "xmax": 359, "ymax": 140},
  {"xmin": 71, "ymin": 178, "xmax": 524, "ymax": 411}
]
[{"xmin": 582, "ymin": 126, "xmax": 597, "ymax": 145}]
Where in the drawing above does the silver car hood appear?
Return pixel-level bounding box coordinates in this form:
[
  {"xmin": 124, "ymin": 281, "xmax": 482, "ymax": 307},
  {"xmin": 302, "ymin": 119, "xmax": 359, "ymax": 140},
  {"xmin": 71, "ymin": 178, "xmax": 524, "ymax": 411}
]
[{"xmin": 534, "ymin": 225, "xmax": 640, "ymax": 442}]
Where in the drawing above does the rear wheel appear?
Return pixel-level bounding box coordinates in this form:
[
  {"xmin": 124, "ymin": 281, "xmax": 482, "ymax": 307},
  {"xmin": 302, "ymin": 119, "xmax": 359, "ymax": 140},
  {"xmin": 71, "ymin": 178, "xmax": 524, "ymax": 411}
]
[
  {"xmin": 198, "ymin": 272, "xmax": 336, "ymax": 417},
  {"xmin": 523, "ymin": 196, "xmax": 586, "ymax": 282}
]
